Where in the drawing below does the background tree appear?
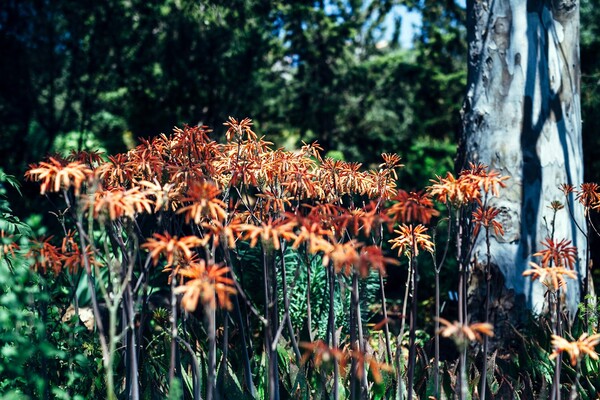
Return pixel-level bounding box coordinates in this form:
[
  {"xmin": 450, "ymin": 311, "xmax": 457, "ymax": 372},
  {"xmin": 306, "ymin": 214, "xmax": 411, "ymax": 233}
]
[{"xmin": 459, "ymin": 0, "xmax": 586, "ymax": 326}]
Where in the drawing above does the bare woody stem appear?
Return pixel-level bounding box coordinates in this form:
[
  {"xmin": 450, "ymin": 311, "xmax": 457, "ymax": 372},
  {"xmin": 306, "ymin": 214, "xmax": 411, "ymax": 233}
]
[
  {"xmin": 396, "ymin": 252, "xmax": 413, "ymax": 399},
  {"xmin": 407, "ymin": 239, "xmax": 418, "ymax": 400},
  {"xmin": 480, "ymin": 224, "xmax": 491, "ymax": 400},
  {"xmin": 329, "ymin": 264, "xmax": 339, "ymax": 400},
  {"xmin": 64, "ymin": 189, "xmax": 115, "ymax": 400},
  {"xmin": 432, "ymin": 215, "xmax": 451, "ymax": 400}
]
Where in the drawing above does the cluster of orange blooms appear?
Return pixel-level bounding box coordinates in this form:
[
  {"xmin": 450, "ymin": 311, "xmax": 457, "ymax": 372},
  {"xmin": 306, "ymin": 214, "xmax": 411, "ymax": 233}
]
[
  {"xmin": 23, "ymin": 117, "xmax": 600, "ymax": 374},
  {"xmin": 523, "ymin": 238, "xmax": 578, "ymax": 292},
  {"xmin": 428, "ymin": 163, "xmax": 509, "ymax": 207},
  {"xmin": 27, "ymin": 232, "xmax": 100, "ymax": 275},
  {"xmin": 23, "ymin": 118, "xmax": 522, "ymax": 316},
  {"xmin": 23, "ymin": 119, "xmax": 434, "ymax": 313}
]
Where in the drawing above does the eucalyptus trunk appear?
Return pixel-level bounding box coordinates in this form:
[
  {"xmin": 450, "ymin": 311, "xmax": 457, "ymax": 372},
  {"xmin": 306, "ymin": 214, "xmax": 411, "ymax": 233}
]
[{"xmin": 459, "ymin": 0, "xmax": 586, "ymax": 325}]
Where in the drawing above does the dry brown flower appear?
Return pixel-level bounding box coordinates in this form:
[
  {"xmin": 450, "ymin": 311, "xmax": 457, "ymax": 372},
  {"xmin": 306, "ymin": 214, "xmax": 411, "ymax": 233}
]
[{"xmin": 549, "ymin": 200, "xmax": 564, "ymax": 211}]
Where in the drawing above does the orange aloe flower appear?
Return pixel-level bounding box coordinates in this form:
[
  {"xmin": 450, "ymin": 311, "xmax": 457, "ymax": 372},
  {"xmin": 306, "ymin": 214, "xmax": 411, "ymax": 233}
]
[
  {"xmin": 67, "ymin": 150, "xmax": 105, "ymax": 167},
  {"xmin": 300, "ymin": 140, "xmax": 324, "ymax": 162},
  {"xmin": 167, "ymin": 163, "xmax": 207, "ymax": 186},
  {"xmin": 389, "ymin": 224, "xmax": 434, "ymax": 257},
  {"xmin": 0, "ymin": 231, "xmax": 19, "ymax": 258},
  {"xmin": 437, "ymin": 318, "xmax": 494, "ymax": 343},
  {"xmin": 387, "ymin": 190, "xmax": 439, "ymax": 225},
  {"xmin": 175, "ymin": 260, "xmax": 236, "ymax": 311},
  {"xmin": 127, "ymin": 146, "xmax": 165, "ymax": 181},
  {"xmin": 472, "ymin": 205, "xmax": 504, "ymax": 238},
  {"xmin": 201, "ymin": 218, "xmax": 245, "ymax": 249},
  {"xmin": 97, "ymin": 154, "xmax": 134, "ymax": 186},
  {"xmin": 290, "ymin": 221, "xmax": 334, "ymax": 253},
  {"xmin": 142, "ymin": 233, "xmax": 207, "ymax": 267},
  {"xmin": 334, "ymin": 204, "xmax": 390, "ymax": 238},
  {"xmin": 238, "ymin": 218, "xmax": 297, "ymax": 250},
  {"xmin": 356, "ymin": 245, "xmax": 399, "ymax": 278},
  {"xmin": 299, "ymin": 341, "xmax": 392, "ymax": 385},
  {"xmin": 26, "ymin": 158, "xmax": 93, "ymax": 195},
  {"xmin": 522, "ymin": 262, "xmax": 577, "ymax": 291},
  {"xmin": 461, "ymin": 162, "xmax": 509, "ymax": 196},
  {"xmin": 534, "ymin": 238, "xmax": 577, "ymax": 269},
  {"xmin": 347, "ymin": 345, "xmax": 394, "ymax": 384},
  {"xmin": 365, "ymin": 169, "xmax": 398, "ymax": 200},
  {"xmin": 61, "ymin": 244, "xmax": 100, "ymax": 274},
  {"xmin": 90, "ymin": 186, "xmax": 154, "ymax": 220},
  {"xmin": 255, "ymin": 191, "xmax": 293, "ymax": 214},
  {"xmin": 337, "ymin": 161, "xmax": 367, "ymax": 195},
  {"xmin": 177, "ymin": 181, "xmax": 227, "ymax": 223},
  {"xmin": 28, "ymin": 237, "xmax": 63, "ymax": 274},
  {"xmin": 319, "ymin": 240, "xmax": 361, "ymax": 275},
  {"xmin": 550, "ymin": 333, "xmax": 600, "ymax": 366},
  {"xmin": 224, "ymin": 116, "xmax": 257, "ymax": 142},
  {"xmin": 428, "ymin": 172, "xmax": 480, "ymax": 207},
  {"xmin": 576, "ymin": 183, "xmax": 600, "ymax": 211},
  {"xmin": 137, "ymin": 179, "xmax": 180, "ymax": 212},
  {"xmin": 379, "ymin": 153, "xmax": 404, "ymax": 180},
  {"xmin": 281, "ymin": 166, "xmax": 319, "ymax": 199},
  {"xmin": 559, "ymin": 183, "xmax": 575, "ymax": 196}
]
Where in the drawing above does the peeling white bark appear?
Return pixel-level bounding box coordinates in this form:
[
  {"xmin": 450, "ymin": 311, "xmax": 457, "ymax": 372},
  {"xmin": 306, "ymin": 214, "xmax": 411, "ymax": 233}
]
[{"xmin": 460, "ymin": 0, "xmax": 585, "ymax": 315}]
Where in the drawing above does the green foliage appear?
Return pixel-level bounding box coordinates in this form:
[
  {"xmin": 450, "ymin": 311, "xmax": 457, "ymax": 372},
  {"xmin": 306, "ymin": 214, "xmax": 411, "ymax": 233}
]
[
  {"xmin": 0, "ymin": 170, "xmax": 31, "ymax": 237},
  {"xmin": 0, "ymin": 252, "xmax": 47, "ymax": 397},
  {"xmin": 0, "ymin": 172, "xmax": 104, "ymax": 399},
  {"xmin": 581, "ymin": 0, "xmax": 600, "ymax": 182},
  {"xmin": 401, "ymin": 136, "xmax": 456, "ymax": 190},
  {"xmin": 278, "ymin": 245, "xmax": 380, "ymax": 342}
]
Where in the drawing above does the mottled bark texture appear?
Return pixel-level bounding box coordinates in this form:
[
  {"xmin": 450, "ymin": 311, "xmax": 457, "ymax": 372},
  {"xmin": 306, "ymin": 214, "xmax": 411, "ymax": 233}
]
[{"xmin": 459, "ymin": 0, "xmax": 585, "ymax": 324}]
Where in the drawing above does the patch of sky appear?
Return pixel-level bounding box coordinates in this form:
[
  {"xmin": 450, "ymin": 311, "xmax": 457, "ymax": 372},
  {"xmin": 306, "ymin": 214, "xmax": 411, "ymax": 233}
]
[{"xmin": 382, "ymin": 4, "xmax": 422, "ymax": 49}]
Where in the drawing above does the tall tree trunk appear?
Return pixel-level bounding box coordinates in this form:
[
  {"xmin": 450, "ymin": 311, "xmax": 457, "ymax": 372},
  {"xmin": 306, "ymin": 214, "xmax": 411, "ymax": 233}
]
[{"xmin": 459, "ymin": 0, "xmax": 586, "ymax": 329}]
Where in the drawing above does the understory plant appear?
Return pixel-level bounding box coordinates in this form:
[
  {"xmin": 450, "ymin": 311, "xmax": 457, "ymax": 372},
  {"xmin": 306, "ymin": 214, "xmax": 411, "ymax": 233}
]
[{"xmin": 17, "ymin": 118, "xmax": 600, "ymax": 399}]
